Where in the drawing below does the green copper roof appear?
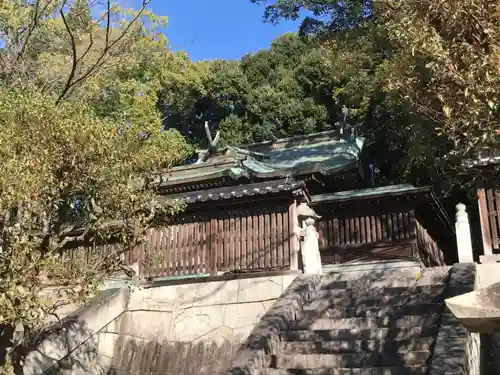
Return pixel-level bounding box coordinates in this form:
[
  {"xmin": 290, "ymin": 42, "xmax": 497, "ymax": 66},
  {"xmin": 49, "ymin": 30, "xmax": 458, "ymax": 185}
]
[
  {"xmin": 159, "ymin": 130, "xmax": 365, "ymax": 187},
  {"xmin": 310, "ymin": 184, "xmax": 429, "ymax": 204},
  {"xmin": 153, "ymin": 160, "xmax": 247, "ymax": 188},
  {"xmin": 239, "ymin": 137, "xmax": 364, "ymax": 177}
]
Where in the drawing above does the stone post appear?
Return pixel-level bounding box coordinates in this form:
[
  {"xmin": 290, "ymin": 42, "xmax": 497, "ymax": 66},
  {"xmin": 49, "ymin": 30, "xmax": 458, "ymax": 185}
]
[
  {"xmin": 456, "ymin": 203, "xmax": 474, "ymax": 263},
  {"xmin": 302, "ymin": 217, "xmax": 323, "ymax": 275},
  {"xmin": 296, "ymin": 202, "xmax": 323, "ymax": 275}
]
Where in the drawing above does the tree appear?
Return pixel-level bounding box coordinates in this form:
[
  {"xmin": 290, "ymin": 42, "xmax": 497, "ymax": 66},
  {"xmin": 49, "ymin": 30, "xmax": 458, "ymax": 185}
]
[
  {"xmin": 192, "ymin": 59, "xmax": 251, "ymax": 145},
  {"xmin": 241, "ymin": 33, "xmax": 329, "ymax": 139},
  {"xmin": 0, "ymin": 1, "xmax": 190, "ymax": 373},
  {"xmin": 251, "ymin": 0, "xmax": 500, "ymax": 163},
  {"xmin": 157, "ymin": 51, "xmax": 210, "ymax": 143},
  {"xmin": 250, "ymin": 0, "xmax": 371, "ymax": 34},
  {"xmin": 379, "ymin": 0, "xmax": 500, "ymax": 161}
]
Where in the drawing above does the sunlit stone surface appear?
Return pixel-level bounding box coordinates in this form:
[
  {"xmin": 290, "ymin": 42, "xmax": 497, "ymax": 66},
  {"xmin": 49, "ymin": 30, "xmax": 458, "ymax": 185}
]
[{"xmin": 446, "ymin": 281, "xmax": 500, "ymax": 333}]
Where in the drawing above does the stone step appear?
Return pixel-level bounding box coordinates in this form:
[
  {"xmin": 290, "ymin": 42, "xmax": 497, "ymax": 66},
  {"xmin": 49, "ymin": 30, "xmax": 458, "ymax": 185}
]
[
  {"xmin": 266, "ymin": 350, "xmax": 430, "ymax": 368},
  {"xmin": 277, "ymin": 337, "xmax": 435, "ymax": 355},
  {"xmin": 321, "ymin": 265, "xmax": 450, "ymax": 281},
  {"xmin": 296, "ymin": 302, "xmax": 443, "ymax": 320},
  {"xmin": 257, "ymin": 366, "xmax": 427, "ymax": 375},
  {"xmin": 289, "ymin": 314, "xmax": 439, "ymax": 331},
  {"xmin": 322, "ymin": 261, "xmax": 422, "ymax": 276},
  {"xmin": 318, "ymin": 273, "xmax": 448, "ymax": 290},
  {"xmin": 281, "ymin": 326, "xmax": 438, "ymax": 342},
  {"xmin": 304, "ymin": 285, "xmax": 446, "ymax": 308},
  {"xmin": 306, "ymin": 284, "xmax": 446, "ymax": 301}
]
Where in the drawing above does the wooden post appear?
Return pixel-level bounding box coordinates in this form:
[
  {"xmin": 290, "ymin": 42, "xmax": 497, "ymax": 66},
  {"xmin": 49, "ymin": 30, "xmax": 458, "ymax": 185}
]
[
  {"xmin": 409, "ymin": 209, "xmax": 419, "ymax": 260},
  {"xmin": 209, "ymin": 216, "xmax": 218, "ymax": 275},
  {"xmin": 137, "ymin": 229, "xmax": 146, "ymax": 280},
  {"xmin": 478, "ymin": 188, "xmax": 493, "ymax": 256}
]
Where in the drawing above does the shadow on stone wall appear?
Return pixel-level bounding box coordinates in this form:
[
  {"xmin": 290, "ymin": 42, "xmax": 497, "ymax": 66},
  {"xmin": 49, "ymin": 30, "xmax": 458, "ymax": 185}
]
[
  {"xmin": 1, "ymin": 317, "xmax": 100, "ymax": 375},
  {"xmin": 482, "ymin": 333, "xmax": 500, "ymax": 375},
  {"xmin": 110, "ymin": 335, "xmax": 243, "ymax": 375}
]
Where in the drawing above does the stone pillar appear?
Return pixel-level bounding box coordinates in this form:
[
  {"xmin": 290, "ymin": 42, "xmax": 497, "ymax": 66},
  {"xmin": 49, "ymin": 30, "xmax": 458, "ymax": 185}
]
[
  {"xmin": 456, "ymin": 203, "xmax": 474, "ymax": 263},
  {"xmin": 302, "ymin": 217, "xmax": 323, "ymax": 275}
]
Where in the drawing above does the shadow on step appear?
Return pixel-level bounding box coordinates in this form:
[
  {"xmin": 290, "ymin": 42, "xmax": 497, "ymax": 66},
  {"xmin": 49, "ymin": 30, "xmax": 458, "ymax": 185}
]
[{"xmin": 222, "ymin": 271, "xmax": 449, "ymax": 375}]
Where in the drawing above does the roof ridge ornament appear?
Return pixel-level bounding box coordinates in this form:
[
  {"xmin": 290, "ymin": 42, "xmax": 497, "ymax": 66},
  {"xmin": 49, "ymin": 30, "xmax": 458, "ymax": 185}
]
[
  {"xmin": 195, "ymin": 122, "xmax": 221, "ymax": 164},
  {"xmin": 205, "ymin": 121, "xmax": 220, "ymax": 150},
  {"xmin": 339, "ymin": 105, "xmax": 358, "ymax": 142}
]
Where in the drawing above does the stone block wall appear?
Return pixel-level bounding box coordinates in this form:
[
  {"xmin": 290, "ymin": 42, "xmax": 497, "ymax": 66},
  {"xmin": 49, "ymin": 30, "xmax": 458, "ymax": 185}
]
[
  {"xmin": 110, "ymin": 274, "xmax": 297, "ymax": 375},
  {"xmin": 27, "ymin": 273, "xmax": 298, "ymax": 375},
  {"xmin": 23, "ymin": 288, "xmax": 130, "ymax": 375},
  {"xmin": 428, "ymin": 263, "xmax": 478, "ymax": 375}
]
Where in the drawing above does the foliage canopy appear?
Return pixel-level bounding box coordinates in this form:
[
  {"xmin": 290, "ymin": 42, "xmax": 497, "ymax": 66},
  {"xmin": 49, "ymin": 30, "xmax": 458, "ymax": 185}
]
[
  {"xmin": 0, "ymin": 1, "xmax": 190, "ymax": 373},
  {"xmin": 1, "ymin": 0, "xmax": 499, "ymax": 372}
]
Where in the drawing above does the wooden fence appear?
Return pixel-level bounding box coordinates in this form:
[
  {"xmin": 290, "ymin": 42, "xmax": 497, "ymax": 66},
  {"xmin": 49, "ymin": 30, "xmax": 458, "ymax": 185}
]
[
  {"xmin": 416, "ymin": 221, "xmax": 445, "ymax": 266},
  {"xmin": 317, "ymin": 210, "xmax": 416, "ymax": 264},
  {"xmin": 317, "ymin": 208, "xmax": 445, "ymax": 265},
  {"xmin": 478, "ymin": 187, "xmax": 500, "ymax": 254},
  {"xmin": 65, "ymin": 199, "xmax": 449, "ymax": 277},
  {"xmin": 63, "ymin": 242, "xmax": 121, "ymax": 268},
  {"xmin": 317, "ymin": 211, "xmax": 415, "ymax": 246},
  {"xmin": 136, "ymin": 204, "xmax": 295, "ymax": 279},
  {"xmin": 65, "ymin": 204, "xmax": 295, "ymax": 279}
]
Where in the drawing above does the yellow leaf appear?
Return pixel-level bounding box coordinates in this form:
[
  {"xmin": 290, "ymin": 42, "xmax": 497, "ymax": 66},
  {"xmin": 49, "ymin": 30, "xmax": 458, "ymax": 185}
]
[{"xmin": 443, "ymin": 105, "xmax": 451, "ymax": 118}]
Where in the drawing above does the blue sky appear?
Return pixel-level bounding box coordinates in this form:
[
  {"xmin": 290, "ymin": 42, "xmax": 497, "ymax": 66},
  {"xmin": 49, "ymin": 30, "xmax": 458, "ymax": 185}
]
[{"xmin": 131, "ymin": 0, "xmax": 303, "ymax": 61}]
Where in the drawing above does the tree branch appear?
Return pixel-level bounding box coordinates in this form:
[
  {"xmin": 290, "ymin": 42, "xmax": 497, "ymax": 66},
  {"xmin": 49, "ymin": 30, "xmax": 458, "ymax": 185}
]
[
  {"xmin": 16, "ymin": 0, "xmax": 40, "ymax": 60},
  {"xmin": 105, "ymin": 0, "xmax": 111, "ymax": 47},
  {"xmin": 57, "ymin": 227, "xmax": 90, "ymax": 249},
  {"xmin": 58, "ymin": 0, "xmax": 78, "ymax": 106},
  {"xmin": 39, "ymin": 71, "xmax": 69, "ymax": 93},
  {"xmin": 75, "ymin": 31, "xmax": 94, "ymax": 65},
  {"xmin": 55, "ymin": 0, "xmax": 152, "ymax": 104}
]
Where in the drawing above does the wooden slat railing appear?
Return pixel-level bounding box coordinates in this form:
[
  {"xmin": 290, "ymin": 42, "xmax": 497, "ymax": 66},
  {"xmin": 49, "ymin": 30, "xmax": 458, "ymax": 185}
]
[
  {"xmin": 63, "ymin": 241, "xmax": 118, "ymax": 267},
  {"xmin": 416, "ymin": 220, "xmax": 445, "ymax": 266},
  {"xmin": 478, "ymin": 187, "xmax": 500, "ymax": 254},
  {"xmin": 317, "ymin": 211, "xmax": 414, "ymax": 248},
  {"xmin": 139, "ymin": 205, "xmax": 293, "ymax": 278},
  {"xmin": 141, "ymin": 214, "xmax": 211, "ymax": 279},
  {"xmin": 317, "ymin": 211, "xmax": 417, "ymax": 264}
]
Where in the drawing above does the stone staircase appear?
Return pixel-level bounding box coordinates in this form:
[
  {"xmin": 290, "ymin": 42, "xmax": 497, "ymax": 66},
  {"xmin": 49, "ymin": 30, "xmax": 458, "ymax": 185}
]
[
  {"xmin": 232, "ymin": 266, "xmax": 453, "ymax": 375},
  {"xmin": 34, "ymin": 264, "xmax": 478, "ymax": 375}
]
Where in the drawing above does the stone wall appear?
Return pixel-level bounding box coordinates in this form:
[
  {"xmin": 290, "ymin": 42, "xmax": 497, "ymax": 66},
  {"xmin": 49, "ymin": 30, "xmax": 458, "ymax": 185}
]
[
  {"xmin": 25, "ymin": 273, "xmax": 298, "ymax": 375},
  {"xmin": 428, "ymin": 263, "xmax": 478, "ymax": 375},
  {"xmin": 110, "ymin": 274, "xmax": 297, "ymax": 375},
  {"xmin": 24, "ymin": 288, "xmax": 130, "ymax": 375},
  {"xmin": 476, "ymin": 263, "xmax": 500, "ymax": 289}
]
